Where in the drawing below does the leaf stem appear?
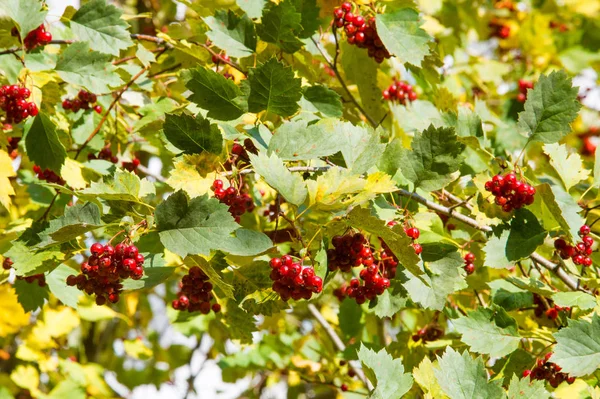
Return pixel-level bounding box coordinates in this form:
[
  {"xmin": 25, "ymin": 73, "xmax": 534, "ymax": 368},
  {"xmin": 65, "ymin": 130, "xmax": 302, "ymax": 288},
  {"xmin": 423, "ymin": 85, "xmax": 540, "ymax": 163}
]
[{"xmin": 309, "ymin": 35, "xmax": 377, "ymax": 127}]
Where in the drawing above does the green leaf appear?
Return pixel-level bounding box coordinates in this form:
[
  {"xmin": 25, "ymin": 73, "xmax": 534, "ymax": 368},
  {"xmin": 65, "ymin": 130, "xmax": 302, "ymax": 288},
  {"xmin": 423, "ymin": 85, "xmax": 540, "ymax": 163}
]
[
  {"xmin": 163, "ymin": 113, "xmax": 223, "ymax": 155},
  {"xmin": 46, "ymin": 379, "xmax": 87, "ymax": 399},
  {"xmin": 595, "ymin": 144, "xmax": 600, "ymax": 188},
  {"xmin": 249, "ymin": 152, "xmax": 307, "ymax": 206},
  {"xmin": 551, "ymin": 291, "xmax": 597, "ymax": 310},
  {"xmin": 488, "ymin": 280, "xmax": 533, "ymax": 311},
  {"xmin": 46, "ymin": 264, "xmax": 82, "ymax": 308},
  {"xmin": 339, "ymin": 41, "xmax": 386, "ymax": 124},
  {"xmin": 229, "ymin": 261, "xmax": 272, "ymax": 302},
  {"xmin": 347, "ymin": 207, "xmax": 422, "ymax": 279},
  {"xmin": 0, "ymin": 0, "xmax": 47, "ymax": 39},
  {"xmin": 248, "ymin": 58, "xmax": 302, "ymax": 117},
  {"xmin": 216, "ymin": 229, "xmax": 273, "ymax": 256},
  {"xmin": 5, "ymin": 242, "xmax": 63, "ymax": 276},
  {"xmin": 400, "ymin": 125, "xmax": 465, "ymax": 191},
  {"xmin": 375, "ymin": 8, "xmax": 432, "ymax": 67},
  {"xmin": 25, "ymin": 114, "xmax": 67, "ymax": 173},
  {"xmin": 37, "ymin": 202, "xmax": 103, "ymax": 248},
  {"xmin": 14, "ymin": 278, "xmax": 48, "ymax": 312},
  {"xmin": 453, "ymin": 306, "xmax": 521, "ymax": 358},
  {"xmin": 256, "ymin": 1, "xmax": 304, "ymax": 53},
  {"xmin": 434, "ymin": 347, "xmax": 504, "ymax": 399},
  {"xmin": 543, "ymin": 143, "xmax": 590, "ymax": 191},
  {"xmin": 339, "ymin": 299, "xmax": 363, "ymax": 338},
  {"xmin": 204, "ymin": 10, "xmax": 256, "ymax": 58},
  {"xmin": 55, "ymin": 42, "xmax": 124, "ymax": 94},
  {"xmin": 505, "ymin": 276, "xmax": 555, "ymax": 297},
  {"xmin": 536, "ymin": 183, "xmax": 585, "ymax": 241},
  {"xmin": 483, "ymin": 229, "xmax": 513, "ymax": 269},
  {"xmin": 291, "ymin": 0, "xmax": 320, "ymax": 38},
  {"xmin": 506, "ymin": 375, "xmax": 549, "ymax": 399},
  {"xmin": 553, "ymin": 314, "xmax": 600, "ymax": 377},
  {"xmin": 237, "ymin": 0, "xmax": 265, "ymax": 19},
  {"xmin": 301, "ymin": 85, "xmax": 343, "ymax": 118},
  {"xmin": 357, "ymin": 345, "xmax": 413, "ymax": 399},
  {"xmin": 518, "ymin": 70, "xmax": 581, "ymax": 144},
  {"xmin": 186, "ymin": 255, "xmax": 234, "ymax": 300},
  {"xmin": 506, "ymin": 209, "xmax": 547, "ymax": 260},
  {"xmin": 184, "ymin": 67, "xmax": 246, "ymax": 121},
  {"xmin": 68, "ymin": 0, "xmax": 133, "ymax": 56},
  {"xmin": 336, "ymin": 122, "xmax": 386, "ymax": 175},
  {"xmin": 268, "ymin": 119, "xmax": 344, "ymax": 160},
  {"xmin": 80, "ymin": 169, "xmax": 155, "ymax": 206},
  {"xmin": 223, "ymin": 299, "xmax": 257, "ymax": 344},
  {"xmin": 404, "ymin": 250, "xmax": 466, "ymax": 310},
  {"xmin": 369, "ymin": 280, "xmax": 407, "ymax": 318},
  {"xmin": 155, "ymin": 191, "xmax": 239, "ymax": 258}
]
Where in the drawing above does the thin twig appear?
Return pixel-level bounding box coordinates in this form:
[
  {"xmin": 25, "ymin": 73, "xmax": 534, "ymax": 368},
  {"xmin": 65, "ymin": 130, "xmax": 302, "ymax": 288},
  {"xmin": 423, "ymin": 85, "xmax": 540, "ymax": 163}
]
[
  {"xmin": 310, "ymin": 36, "xmax": 377, "ymax": 127},
  {"xmin": 136, "ymin": 164, "xmax": 167, "ymax": 183},
  {"xmin": 74, "ymin": 48, "xmax": 169, "ymax": 158},
  {"xmin": 307, "ymin": 304, "xmax": 374, "ymax": 392}
]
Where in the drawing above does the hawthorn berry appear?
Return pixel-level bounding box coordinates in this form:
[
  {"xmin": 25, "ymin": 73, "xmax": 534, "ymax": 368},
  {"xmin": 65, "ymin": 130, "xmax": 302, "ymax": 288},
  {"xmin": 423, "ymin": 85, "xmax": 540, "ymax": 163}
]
[
  {"xmin": 67, "ymin": 241, "xmax": 144, "ymax": 305},
  {"xmin": 526, "ymin": 352, "xmax": 574, "ymax": 387},
  {"xmin": 2, "ymin": 257, "xmax": 13, "ymax": 270},
  {"xmin": 62, "ymin": 90, "xmax": 99, "ymax": 113},
  {"xmin": 516, "ymin": 79, "xmax": 534, "ymax": 102},
  {"xmin": 332, "ymin": 3, "xmax": 390, "ymax": 63},
  {"xmin": 340, "ymin": 384, "xmax": 348, "ymax": 392},
  {"xmin": 484, "ymin": 172, "xmax": 535, "ymax": 212},
  {"xmin": 269, "ymin": 255, "xmax": 322, "ymax": 301},
  {"xmin": 211, "ymin": 179, "xmax": 255, "ymax": 222},
  {"xmin": 17, "ymin": 25, "xmax": 52, "ymax": 50},
  {"xmin": 33, "ymin": 165, "xmax": 65, "ymax": 185},
  {"xmin": 382, "ymin": 80, "xmax": 418, "ymax": 105},
  {"xmin": 0, "ymin": 84, "xmax": 38, "ymax": 124},
  {"xmin": 172, "ymin": 266, "xmax": 220, "ymax": 313},
  {"xmin": 554, "ymin": 226, "xmax": 594, "ymax": 266}
]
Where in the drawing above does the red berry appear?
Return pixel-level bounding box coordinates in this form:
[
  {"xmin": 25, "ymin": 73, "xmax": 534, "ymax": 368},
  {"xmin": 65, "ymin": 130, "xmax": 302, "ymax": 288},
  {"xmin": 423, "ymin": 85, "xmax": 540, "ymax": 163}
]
[
  {"xmin": 340, "ymin": 384, "xmax": 348, "ymax": 392},
  {"xmin": 341, "ymin": 2, "xmax": 352, "ymax": 12},
  {"xmin": 464, "ymin": 252, "xmax": 475, "ymax": 263},
  {"xmin": 406, "ymin": 227, "xmax": 420, "ymax": 239},
  {"xmin": 580, "ymin": 225, "xmax": 591, "ymax": 236},
  {"xmin": 90, "ymin": 243, "xmax": 104, "ymax": 254}
]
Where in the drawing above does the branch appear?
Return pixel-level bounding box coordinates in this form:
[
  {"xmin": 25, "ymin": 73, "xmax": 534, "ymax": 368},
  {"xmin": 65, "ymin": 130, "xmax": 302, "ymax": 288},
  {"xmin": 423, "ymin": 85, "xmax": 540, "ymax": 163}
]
[
  {"xmin": 222, "ymin": 165, "xmax": 330, "ymax": 177},
  {"xmin": 395, "ymin": 188, "xmax": 586, "ymax": 293},
  {"xmin": 307, "ymin": 304, "xmax": 373, "ymax": 392},
  {"xmin": 136, "ymin": 164, "xmax": 167, "ymax": 183},
  {"xmin": 310, "ymin": 36, "xmax": 377, "ymax": 127},
  {"xmin": 74, "ymin": 48, "xmax": 169, "ymax": 158}
]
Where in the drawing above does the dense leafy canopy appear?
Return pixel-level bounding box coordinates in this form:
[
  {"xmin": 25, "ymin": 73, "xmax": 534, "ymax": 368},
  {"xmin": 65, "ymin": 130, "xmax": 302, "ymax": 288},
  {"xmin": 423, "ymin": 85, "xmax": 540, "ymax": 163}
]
[{"xmin": 1, "ymin": 0, "xmax": 600, "ymax": 397}]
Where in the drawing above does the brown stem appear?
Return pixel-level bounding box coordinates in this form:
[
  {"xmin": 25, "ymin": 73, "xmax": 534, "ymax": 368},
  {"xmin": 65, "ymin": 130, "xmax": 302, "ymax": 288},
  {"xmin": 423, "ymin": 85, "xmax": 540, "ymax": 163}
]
[
  {"xmin": 310, "ymin": 36, "xmax": 377, "ymax": 127},
  {"xmin": 74, "ymin": 48, "xmax": 168, "ymax": 158}
]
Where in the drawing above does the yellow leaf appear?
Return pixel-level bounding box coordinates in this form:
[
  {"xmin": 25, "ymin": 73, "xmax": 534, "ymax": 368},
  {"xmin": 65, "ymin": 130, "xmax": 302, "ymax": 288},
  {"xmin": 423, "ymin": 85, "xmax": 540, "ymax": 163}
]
[
  {"xmin": 413, "ymin": 357, "xmax": 449, "ymax": 398},
  {"xmin": 306, "ymin": 168, "xmax": 366, "ymax": 211},
  {"xmin": 61, "ymin": 159, "xmax": 88, "ymax": 190},
  {"xmin": 123, "ymin": 338, "xmax": 152, "ymax": 360},
  {"xmin": 11, "ymin": 365, "xmax": 39, "ymax": 394},
  {"xmin": 125, "ymin": 293, "xmax": 139, "ymax": 318},
  {"xmin": 543, "ymin": 143, "xmax": 590, "ymax": 191},
  {"xmin": 44, "ymin": 307, "xmax": 80, "ymax": 337},
  {"xmin": 167, "ymin": 154, "xmax": 220, "ymax": 198},
  {"xmin": 77, "ymin": 303, "xmax": 130, "ymax": 324},
  {"xmin": 0, "ymin": 285, "xmax": 30, "ymax": 337},
  {"xmin": 0, "ymin": 150, "xmax": 16, "ymax": 208},
  {"xmin": 564, "ymin": 0, "xmax": 600, "ymax": 17}
]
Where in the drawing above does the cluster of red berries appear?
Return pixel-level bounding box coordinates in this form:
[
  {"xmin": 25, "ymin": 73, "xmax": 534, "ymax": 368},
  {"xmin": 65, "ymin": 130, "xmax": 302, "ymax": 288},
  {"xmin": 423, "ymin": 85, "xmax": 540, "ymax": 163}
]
[
  {"xmin": 517, "ymin": 79, "xmax": 534, "ymax": 103},
  {"xmin": 532, "ymin": 294, "xmax": 570, "ymax": 320},
  {"xmin": 484, "ymin": 172, "xmax": 536, "ymax": 212},
  {"xmin": 6, "ymin": 136, "xmax": 19, "ymax": 159},
  {"xmin": 327, "ymin": 233, "xmax": 373, "ymax": 273},
  {"xmin": 489, "ymin": 19, "xmax": 510, "ymax": 39},
  {"xmin": 12, "ymin": 25, "xmax": 52, "ymax": 50},
  {"xmin": 411, "ymin": 324, "xmax": 445, "ymax": 343},
  {"xmin": 523, "ymin": 353, "xmax": 575, "ymax": 388},
  {"xmin": 18, "ymin": 273, "xmax": 47, "ymax": 287},
  {"xmin": 382, "ymin": 80, "xmax": 417, "ymax": 104},
  {"xmin": 333, "ymin": 283, "xmax": 348, "ymax": 301},
  {"xmin": 554, "ymin": 225, "xmax": 594, "ymax": 267},
  {"xmin": 549, "ymin": 21, "xmax": 569, "ymax": 32},
  {"xmin": 62, "ymin": 90, "xmax": 102, "ymax": 114},
  {"xmin": 66, "ymin": 242, "xmax": 144, "ymax": 305},
  {"xmin": 88, "ymin": 146, "xmax": 118, "ymax": 163},
  {"xmin": 464, "ymin": 252, "xmax": 475, "ymax": 275},
  {"xmin": 346, "ymin": 266, "xmax": 391, "ymax": 304},
  {"xmin": 211, "ymin": 179, "xmax": 255, "ymax": 222},
  {"xmin": 3, "ymin": 258, "xmax": 46, "ymax": 287},
  {"xmin": 122, "ymin": 158, "xmax": 141, "ymax": 172},
  {"xmin": 230, "ymin": 138, "xmax": 258, "ymax": 167},
  {"xmin": 33, "ymin": 165, "xmax": 65, "ymax": 185},
  {"xmin": 172, "ymin": 266, "xmax": 221, "ymax": 314},
  {"xmin": 269, "ymin": 255, "xmax": 323, "ymax": 301},
  {"xmin": 333, "ymin": 2, "xmax": 391, "ymax": 63},
  {"xmin": 0, "ymin": 85, "xmax": 38, "ymax": 124}
]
